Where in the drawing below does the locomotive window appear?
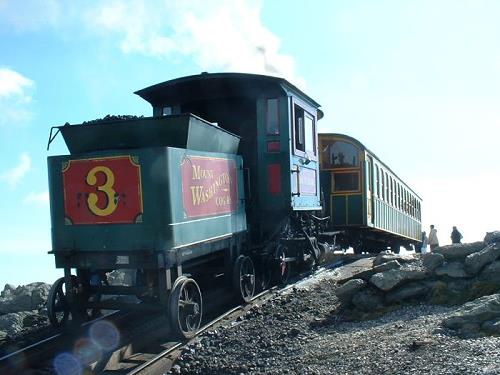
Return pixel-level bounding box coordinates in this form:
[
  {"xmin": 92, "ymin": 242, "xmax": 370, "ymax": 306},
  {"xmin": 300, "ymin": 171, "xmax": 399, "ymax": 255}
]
[
  {"xmin": 322, "ymin": 140, "xmax": 359, "ymax": 168},
  {"xmin": 162, "ymin": 106, "xmax": 172, "ymax": 116},
  {"xmin": 304, "ymin": 113, "xmax": 315, "ymax": 155},
  {"xmin": 294, "ymin": 105, "xmax": 305, "ymax": 152},
  {"xmin": 294, "ymin": 104, "xmax": 316, "ymax": 156},
  {"xmin": 266, "ymin": 98, "xmax": 279, "ymax": 135},
  {"xmin": 333, "ymin": 172, "xmax": 359, "ymax": 192}
]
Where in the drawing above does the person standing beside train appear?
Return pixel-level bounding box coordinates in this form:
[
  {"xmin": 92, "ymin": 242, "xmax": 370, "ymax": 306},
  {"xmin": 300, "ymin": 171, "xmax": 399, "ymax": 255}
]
[
  {"xmin": 420, "ymin": 231, "xmax": 429, "ymax": 254},
  {"xmin": 428, "ymin": 225, "xmax": 439, "ymax": 251},
  {"xmin": 451, "ymin": 226, "xmax": 463, "ymax": 244}
]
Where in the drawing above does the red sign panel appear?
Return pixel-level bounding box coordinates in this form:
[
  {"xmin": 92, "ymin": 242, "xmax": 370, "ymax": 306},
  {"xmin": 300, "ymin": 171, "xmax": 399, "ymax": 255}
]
[
  {"xmin": 181, "ymin": 156, "xmax": 238, "ymax": 218},
  {"xmin": 62, "ymin": 156, "xmax": 143, "ymax": 225}
]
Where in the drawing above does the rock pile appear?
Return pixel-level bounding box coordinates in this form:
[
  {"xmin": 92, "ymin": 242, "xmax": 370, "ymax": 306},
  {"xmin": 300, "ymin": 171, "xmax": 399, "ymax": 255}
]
[
  {"xmin": 0, "ymin": 282, "xmax": 51, "ymax": 340},
  {"xmin": 336, "ymin": 232, "xmax": 500, "ymax": 338}
]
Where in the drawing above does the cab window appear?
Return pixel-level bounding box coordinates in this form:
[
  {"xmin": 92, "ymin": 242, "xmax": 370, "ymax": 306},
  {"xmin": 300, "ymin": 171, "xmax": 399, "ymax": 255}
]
[
  {"xmin": 294, "ymin": 104, "xmax": 315, "ymax": 156},
  {"xmin": 266, "ymin": 98, "xmax": 279, "ymax": 135}
]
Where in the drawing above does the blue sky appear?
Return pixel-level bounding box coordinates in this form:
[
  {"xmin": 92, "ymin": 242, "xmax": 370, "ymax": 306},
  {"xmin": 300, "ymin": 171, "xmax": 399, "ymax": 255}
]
[{"xmin": 1, "ymin": 0, "xmax": 499, "ymax": 286}]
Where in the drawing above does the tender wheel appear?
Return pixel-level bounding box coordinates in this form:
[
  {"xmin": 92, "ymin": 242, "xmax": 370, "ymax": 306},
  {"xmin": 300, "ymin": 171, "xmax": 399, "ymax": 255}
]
[
  {"xmin": 274, "ymin": 246, "xmax": 291, "ymax": 285},
  {"xmin": 232, "ymin": 255, "xmax": 256, "ymax": 302},
  {"xmin": 169, "ymin": 277, "xmax": 202, "ymax": 339},
  {"xmin": 47, "ymin": 277, "xmax": 72, "ymax": 328}
]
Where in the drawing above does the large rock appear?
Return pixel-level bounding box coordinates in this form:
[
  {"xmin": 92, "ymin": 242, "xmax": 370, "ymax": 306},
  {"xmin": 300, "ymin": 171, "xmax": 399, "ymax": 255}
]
[
  {"xmin": 479, "ymin": 261, "xmax": 500, "ymax": 283},
  {"xmin": 347, "ymin": 260, "xmax": 401, "ymax": 282},
  {"xmin": 484, "ymin": 231, "xmax": 500, "ymax": 245},
  {"xmin": 464, "ymin": 243, "xmax": 500, "ymax": 275},
  {"xmin": 481, "ymin": 318, "xmax": 500, "ymax": 335},
  {"xmin": 433, "ymin": 242, "xmax": 485, "ymax": 261},
  {"xmin": 1, "ymin": 284, "xmax": 17, "ymax": 298},
  {"xmin": 434, "ymin": 262, "xmax": 470, "ymax": 278},
  {"xmin": 373, "ymin": 252, "xmax": 416, "ymax": 267},
  {"xmin": 336, "ymin": 279, "xmax": 367, "ymax": 303},
  {"xmin": 442, "ymin": 293, "xmax": 500, "ymax": 337},
  {"xmin": 0, "ymin": 311, "xmax": 40, "ymax": 336},
  {"xmin": 385, "ymin": 282, "xmax": 429, "ymax": 304},
  {"xmin": 369, "ymin": 268, "xmax": 426, "ymax": 292},
  {"xmin": 351, "ymin": 288, "xmax": 384, "ymax": 312},
  {"xmin": 422, "ymin": 253, "xmax": 445, "ymax": 273},
  {"xmin": 0, "ymin": 282, "xmax": 51, "ymax": 314}
]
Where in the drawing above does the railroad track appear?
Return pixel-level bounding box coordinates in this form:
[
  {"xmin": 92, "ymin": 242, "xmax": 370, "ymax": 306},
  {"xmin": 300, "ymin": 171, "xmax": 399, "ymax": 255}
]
[{"xmin": 0, "ymin": 252, "xmax": 370, "ymax": 375}]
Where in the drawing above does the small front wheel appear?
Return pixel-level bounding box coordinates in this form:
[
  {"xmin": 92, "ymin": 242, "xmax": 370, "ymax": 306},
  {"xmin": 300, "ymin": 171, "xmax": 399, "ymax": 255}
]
[
  {"xmin": 232, "ymin": 255, "xmax": 256, "ymax": 303},
  {"xmin": 169, "ymin": 277, "xmax": 202, "ymax": 339},
  {"xmin": 47, "ymin": 277, "xmax": 72, "ymax": 328}
]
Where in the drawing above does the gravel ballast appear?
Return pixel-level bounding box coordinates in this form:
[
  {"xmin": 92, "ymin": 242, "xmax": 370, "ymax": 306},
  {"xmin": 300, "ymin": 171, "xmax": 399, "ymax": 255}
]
[{"xmin": 171, "ymin": 268, "xmax": 500, "ymax": 374}]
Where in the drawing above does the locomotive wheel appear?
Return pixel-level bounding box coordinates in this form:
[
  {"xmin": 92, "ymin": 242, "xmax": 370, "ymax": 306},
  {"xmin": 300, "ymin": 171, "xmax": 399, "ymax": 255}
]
[
  {"xmin": 233, "ymin": 255, "xmax": 256, "ymax": 302},
  {"xmin": 169, "ymin": 277, "xmax": 202, "ymax": 339},
  {"xmin": 274, "ymin": 247, "xmax": 291, "ymax": 285},
  {"xmin": 47, "ymin": 277, "xmax": 72, "ymax": 328}
]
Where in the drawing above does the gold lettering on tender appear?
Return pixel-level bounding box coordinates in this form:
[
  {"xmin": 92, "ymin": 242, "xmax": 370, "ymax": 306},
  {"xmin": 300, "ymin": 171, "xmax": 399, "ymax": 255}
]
[
  {"xmin": 189, "ymin": 172, "xmax": 232, "ymax": 206},
  {"xmin": 192, "ymin": 165, "xmax": 214, "ymax": 180}
]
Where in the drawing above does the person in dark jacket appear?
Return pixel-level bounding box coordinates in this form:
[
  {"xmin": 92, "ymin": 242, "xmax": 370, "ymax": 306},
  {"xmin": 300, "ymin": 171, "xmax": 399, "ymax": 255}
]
[{"xmin": 451, "ymin": 226, "xmax": 463, "ymax": 244}]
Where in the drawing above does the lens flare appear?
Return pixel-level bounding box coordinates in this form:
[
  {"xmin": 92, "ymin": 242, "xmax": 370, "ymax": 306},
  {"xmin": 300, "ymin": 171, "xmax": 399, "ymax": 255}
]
[
  {"xmin": 74, "ymin": 337, "xmax": 102, "ymax": 365},
  {"xmin": 53, "ymin": 352, "xmax": 82, "ymax": 375},
  {"xmin": 89, "ymin": 320, "xmax": 120, "ymax": 351}
]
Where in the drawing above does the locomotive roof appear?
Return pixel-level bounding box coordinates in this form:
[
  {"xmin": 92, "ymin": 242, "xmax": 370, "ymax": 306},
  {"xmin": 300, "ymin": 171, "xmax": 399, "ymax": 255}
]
[
  {"xmin": 320, "ymin": 133, "xmax": 421, "ymax": 200},
  {"xmin": 135, "ymin": 72, "xmax": 321, "ymax": 110}
]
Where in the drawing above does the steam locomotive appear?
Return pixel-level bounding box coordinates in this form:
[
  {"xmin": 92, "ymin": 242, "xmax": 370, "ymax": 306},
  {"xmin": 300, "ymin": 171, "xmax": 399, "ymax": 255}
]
[{"xmin": 46, "ymin": 73, "xmax": 421, "ymax": 338}]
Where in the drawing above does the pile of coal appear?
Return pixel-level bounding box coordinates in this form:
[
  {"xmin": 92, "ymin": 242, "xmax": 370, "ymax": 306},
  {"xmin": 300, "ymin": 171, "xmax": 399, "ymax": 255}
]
[{"xmin": 82, "ymin": 114, "xmax": 144, "ymax": 125}]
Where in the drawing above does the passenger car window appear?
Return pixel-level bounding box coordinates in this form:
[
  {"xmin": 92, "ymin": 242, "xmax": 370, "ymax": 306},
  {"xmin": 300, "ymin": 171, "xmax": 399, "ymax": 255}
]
[
  {"xmin": 322, "ymin": 140, "xmax": 359, "ymax": 168},
  {"xmin": 333, "ymin": 172, "xmax": 359, "ymax": 192}
]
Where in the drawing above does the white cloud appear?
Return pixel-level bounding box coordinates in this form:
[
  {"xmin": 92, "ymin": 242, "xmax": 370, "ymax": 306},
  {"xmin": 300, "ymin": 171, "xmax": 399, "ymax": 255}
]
[
  {"xmin": 0, "ymin": 153, "xmax": 31, "ymax": 189},
  {"xmin": 0, "ymin": 68, "xmax": 35, "ymax": 126},
  {"xmin": 0, "ymin": 0, "xmax": 62, "ymax": 31},
  {"xmin": 86, "ymin": 0, "xmax": 304, "ymax": 87},
  {"xmin": 24, "ymin": 191, "xmax": 49, "ymax": 205}
]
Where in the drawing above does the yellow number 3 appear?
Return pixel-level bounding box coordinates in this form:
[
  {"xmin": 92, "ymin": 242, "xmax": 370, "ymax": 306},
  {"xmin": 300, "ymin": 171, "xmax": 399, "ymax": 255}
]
[{"xmin": 86, "ymin": 166, "xmax": 118, "ymax": 216}]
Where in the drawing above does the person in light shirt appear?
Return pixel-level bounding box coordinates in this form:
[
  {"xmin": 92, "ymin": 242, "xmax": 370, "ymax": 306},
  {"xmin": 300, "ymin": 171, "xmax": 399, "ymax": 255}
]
[{"xmin": 428, "ymin": 225, "xmax": 439, "ymax": 251}]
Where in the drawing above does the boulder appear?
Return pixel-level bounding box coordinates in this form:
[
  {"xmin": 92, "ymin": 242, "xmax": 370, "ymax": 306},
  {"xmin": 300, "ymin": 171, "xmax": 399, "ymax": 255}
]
[
  {"xmin": 481, "ymin": 318, "xmax": 500, "ymax": 335},
  {"xmin": 351, "ymin": 288, "xmax": 384, "ymax": 312},
  {"xmin": 0, "ymin": 282, "xmax": 51, "ymax": 314},
  {"xmin": 464, "ymin": 243, "xmax": 500, "ymax": 275},
  {"xmin": 430, "ymin": 280, "xmax": 475, "ymax": 305},
  {"xmin": 0, "ymin": 311, "xmax": 40, "ymax": 336},
  {"xmin": 422, "ymin": 253, "xmax": 445, "ymax": 273},
  {"xmin": 484, "ymin": 231, "xmax": 500, "ymax": 245},
  {"xmin": 479, "ymin": 261, "xmax": 500, "ymax": 284},
  {"xmin": 433, "ymin": 242, "xmax": 485, "ymax": 261},
  {"xmin": 370, "ymin": 268, "xmax": 426, "ymax": 292},
  {"xmin": 434, "ymin": 262, "xmax": 470, "ymax": 278},
  {"xmin": 385, "ymin": 282, "xmax": 429, "ymax": 304},
  {"xmin": 336, "ymin": 279, "xmax": 367, "ymax": 303},
  {"xmin": 348, "ymin": 260, "xmax": 401, "ymax": 282},
  {"xmin": 373, "ymin": 252, "xmax": 416, "ymax": 267},
  {"xmin": 442, "ymin": 293, "xmax": 500, "ymax": 337},
  {"xmin": 1, "ymin": 284, "xmax": 17, "ymax": 298}
]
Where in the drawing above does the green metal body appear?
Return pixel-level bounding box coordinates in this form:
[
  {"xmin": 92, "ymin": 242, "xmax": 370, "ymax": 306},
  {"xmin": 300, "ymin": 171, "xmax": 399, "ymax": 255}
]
[{"xmin": 48, "ymin": 115, "xmax": 246, "ymax": 270}]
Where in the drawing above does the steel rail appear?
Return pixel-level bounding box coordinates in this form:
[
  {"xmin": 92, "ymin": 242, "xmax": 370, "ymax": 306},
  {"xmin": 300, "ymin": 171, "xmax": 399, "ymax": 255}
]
[
  {"xmin": 0, "ymin": 311, "xmax": 120, "ymax": 368},
  {"xmin": 125, "ymin": 287, "xmax": 277, "ymax": 375}
]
